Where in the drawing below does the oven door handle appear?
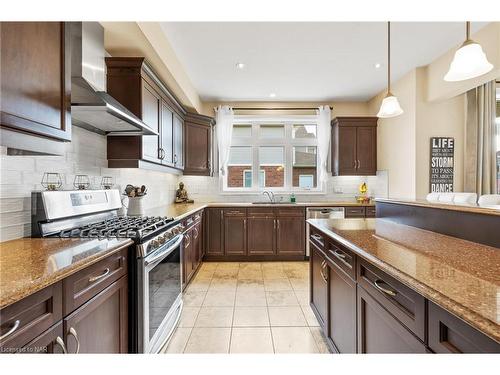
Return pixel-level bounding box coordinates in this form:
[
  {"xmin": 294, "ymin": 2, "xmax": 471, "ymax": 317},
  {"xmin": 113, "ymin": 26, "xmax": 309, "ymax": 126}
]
[{"xmin": 144, "ymin": 234, "xmax": 183, "ymax": 266}]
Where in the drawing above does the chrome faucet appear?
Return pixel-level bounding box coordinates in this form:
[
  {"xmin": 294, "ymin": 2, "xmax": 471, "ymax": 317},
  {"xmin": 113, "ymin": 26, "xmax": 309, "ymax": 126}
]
[{"xmin": 262, "ymin": 190, "xmax": 275, "ymax": 203}]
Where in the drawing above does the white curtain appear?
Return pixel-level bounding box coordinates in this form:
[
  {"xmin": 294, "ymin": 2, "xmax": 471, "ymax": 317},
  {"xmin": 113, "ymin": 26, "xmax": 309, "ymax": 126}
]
[
  {"xmin": 215, "ymin": 105, "xmax": 234, "ymax": 176},
  {"xmin": 464, "ymin": 81, "xmax": 497, "ymax": 194},
  {"xmin": 317, "ymin": 105, "xmax": 332, "ymax": 189}
]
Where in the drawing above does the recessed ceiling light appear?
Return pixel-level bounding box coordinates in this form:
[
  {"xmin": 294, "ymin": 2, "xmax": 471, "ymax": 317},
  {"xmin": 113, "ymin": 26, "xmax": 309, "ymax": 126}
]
[
  {"xmin": 235, "ymin": 62, "xmax": 245, "ymax": 70},
  {"xmin": 374, "ymin": 63, "xmax": 381, "ymax": 69},
  {"xmin": 269, "ymin": 93, "xmax": 276, "ymax": 98}
]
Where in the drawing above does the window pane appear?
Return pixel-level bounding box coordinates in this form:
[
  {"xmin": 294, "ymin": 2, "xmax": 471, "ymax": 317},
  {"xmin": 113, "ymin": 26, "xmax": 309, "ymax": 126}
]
[
  {"xmin": 293, "ymin": 146, "xmax": 317, "ymax": 188},
  {"xmin": 232, "ymin": 124, "xmax": 252, "ymax": 138},
  {"xmin": 293, "ymin": 124, "xmax": 316, "ymax": 138},
  {"xmin": 228, "ymin": 146, "xmax": 252, "ymax": 188},
  {"xmin": 260, "ymin": 124, "xmax": 284, "ymax": 138},
  {"xmin": 259, "ymin": 147, "xmax": 284, "ymax": 187}
]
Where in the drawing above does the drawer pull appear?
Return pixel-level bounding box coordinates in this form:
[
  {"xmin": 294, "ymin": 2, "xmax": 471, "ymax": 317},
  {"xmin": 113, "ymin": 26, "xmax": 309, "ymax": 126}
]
[
  {"xmin": 374, "ymin": 279, "xmax": 397, "ymax": 297},
  {"xmin": 55, "ymin": 336, "xmax": 68, "ymax": 354},
  {"xmin": 68, "ymin": 327, "xmax": 80, "ymax": 354},
  {"xmin": 332, "ymin": 249, "xmax": 346, "ymax": 259},
  {"xmin": 0, "ymin": 319, "xmax": 20, "ymax": 340},
  {"xmin": 89, "ymin": 268, "xmax": 110, "ymax": 283},
  {"xmin": 310, "ymin": 234, "xmax": 323, "ymax": 242}
]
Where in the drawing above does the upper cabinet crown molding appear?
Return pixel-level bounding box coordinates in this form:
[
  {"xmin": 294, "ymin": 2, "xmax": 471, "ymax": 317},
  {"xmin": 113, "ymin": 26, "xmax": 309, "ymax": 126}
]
[
  {"xmin": 331, "ymin": 116, "xmax": 378, "ymax": 176},
  {"xmin": 0, "ymin": 22, "xmax": 72, "ymax": 146}
]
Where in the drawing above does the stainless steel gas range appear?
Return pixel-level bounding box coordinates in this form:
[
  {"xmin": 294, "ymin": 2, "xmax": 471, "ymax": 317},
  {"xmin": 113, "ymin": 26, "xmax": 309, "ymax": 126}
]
[{"xmin": 31, "ymin": 189, "xmax": 184, "ymax": 353}]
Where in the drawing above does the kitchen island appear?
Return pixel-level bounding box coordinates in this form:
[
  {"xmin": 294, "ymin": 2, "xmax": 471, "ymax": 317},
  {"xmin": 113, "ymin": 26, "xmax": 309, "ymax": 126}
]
[{"xmin": 307, "ymin": 216, "xmax": 500, "ymax": 353}]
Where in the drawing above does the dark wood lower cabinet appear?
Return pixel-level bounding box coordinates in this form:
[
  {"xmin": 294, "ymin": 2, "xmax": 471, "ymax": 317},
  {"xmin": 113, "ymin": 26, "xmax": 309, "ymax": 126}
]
[
  {"xmin": 310, "ymin": 244, "xmax": 328, "ymax": 329},
  {"xmin": 224, "ymin": 216, "xmax": 247, "ymax": 255},
  {"xmin": 327, "ymin": 262, "xmax": 357, "ymax": 353},
  {"xmin": 63, "ymin": 276, "xmax": 128, "ymax": 354},
  {"xmin": 205, "ymin": 208, "xmax": 224, "ymax": 256},
  {"xmin": 21, "ymin": 322, "xmax": 65, "ymax": 354},
  {"xmin": 308, "ymin": 226, "xmax": 500, "ymax": 354},
  {"xmin": 428, "ymin": 302, "xmax": 500, "ymax": 353},
  {"xmin": 183, "ymin": 227, "xmax": 194, "ymax": 284},
  {"xmin": 247, "ymin": 217, "xmax": 275, "ymax": 255},
  {"xmin": 276, "ymin": 217, "xmax": 305, "ymax": 255},
  {"xmin": 357, "ymin": 285, "xmax": 426, "ymax": 353}
]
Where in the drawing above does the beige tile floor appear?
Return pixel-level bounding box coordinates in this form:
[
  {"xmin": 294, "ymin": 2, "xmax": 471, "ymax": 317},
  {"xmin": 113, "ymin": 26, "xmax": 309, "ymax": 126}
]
[{"xmin": 161, "ymin": 261, "xmax": 331, "ymax": 354}]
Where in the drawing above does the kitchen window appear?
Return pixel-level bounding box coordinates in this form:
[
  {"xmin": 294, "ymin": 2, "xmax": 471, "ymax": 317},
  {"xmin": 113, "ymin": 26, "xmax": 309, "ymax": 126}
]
[{"xmin": 224, "ymin": 116, "xmax": 320, "ymax": 192}]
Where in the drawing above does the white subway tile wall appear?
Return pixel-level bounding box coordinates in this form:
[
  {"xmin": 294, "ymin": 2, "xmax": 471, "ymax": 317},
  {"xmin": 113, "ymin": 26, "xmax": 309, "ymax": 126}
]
[
  {"xmin": 179, "ymin": 171, "xmax": 388, "ymax": 203},
  {"xmin": 0, "ymin": 126, "xmax": 388, "ymax": 241},
  {"xmin": 0, "ymin": 127, "xmax": 178, "ymax": 241}
]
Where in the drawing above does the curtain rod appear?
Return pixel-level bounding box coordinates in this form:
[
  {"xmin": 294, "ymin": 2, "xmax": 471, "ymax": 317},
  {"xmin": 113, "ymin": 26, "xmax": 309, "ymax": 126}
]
[{"xmin": 232, "ymin": 106, "xmax": 332, "ymax": 111}]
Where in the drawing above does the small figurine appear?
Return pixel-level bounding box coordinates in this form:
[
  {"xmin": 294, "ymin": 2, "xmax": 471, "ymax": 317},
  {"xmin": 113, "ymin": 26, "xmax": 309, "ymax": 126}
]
[{"xmin": 175, "ymin": 182, "xmax": 194, "ymax": 204}]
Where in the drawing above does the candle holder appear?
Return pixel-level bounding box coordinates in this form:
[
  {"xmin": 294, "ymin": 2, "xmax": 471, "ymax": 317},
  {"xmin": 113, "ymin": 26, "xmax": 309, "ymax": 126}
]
[
  {"xmin": 101, "ymin": 176, "xmax": 114, "ymax": 190},
  {"xmin": 73, "ymin": 175, "xmax": 90, "ymax": 190},
  {"xmin": 41, "ymin": 172, "xmax": 63, "ymax": 191}
]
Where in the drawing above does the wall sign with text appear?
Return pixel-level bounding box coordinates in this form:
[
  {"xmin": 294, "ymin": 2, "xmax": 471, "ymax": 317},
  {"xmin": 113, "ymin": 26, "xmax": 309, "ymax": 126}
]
[{"xmin": 430, "ymin": 137, "xmax": 454, "ymax": 193}]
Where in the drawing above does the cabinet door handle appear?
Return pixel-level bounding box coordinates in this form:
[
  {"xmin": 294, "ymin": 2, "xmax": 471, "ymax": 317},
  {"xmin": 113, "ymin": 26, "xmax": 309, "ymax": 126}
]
[
  {"xmin": 68, "ymin": 327, "xmax": 80, "ymax": 354},
  {"xmin": 185, "ymin": 233, "xmax": 191, "ymax": 248},
  {"xmin": 357, "ymin": 160, "xmax": 361, "ymax": 169},
  {"xmin": 373, "ymin": 279, "xmax": 397, "ymax": 297},
  {"xmin": 320, "ymin": 260, "xmax": 328, "ymax": 283},
  {"xmin": 0, "ymin": 319, "xmax": 20, "ymax": 340},
  {"xmin": 273, "ymin": 219, "xmax": 276, "ymax": 230},
  {"xmin": 89, "ymin": 268, "xmax": 110, "ymax": 283},
  {"xmin": 55, "ymin": 336, "xmax": 68, "ymax": 354},
  {"xmin": 174, "ymin": 154, "xmax": 178, "ymax": 164},
  {"xmin": 193, "ymin": 227, "xmax": 199, "ymax": 239}
]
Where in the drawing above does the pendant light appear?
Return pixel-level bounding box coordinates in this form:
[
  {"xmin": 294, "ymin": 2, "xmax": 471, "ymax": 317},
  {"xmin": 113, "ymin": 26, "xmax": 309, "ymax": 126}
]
[
  {"xmin": 444, "ymin": 22, "xmax": 493, "ymax": 82},
  {"xmin": 377, "ymin": 22, "xmax": 404, "ymax": 118}
]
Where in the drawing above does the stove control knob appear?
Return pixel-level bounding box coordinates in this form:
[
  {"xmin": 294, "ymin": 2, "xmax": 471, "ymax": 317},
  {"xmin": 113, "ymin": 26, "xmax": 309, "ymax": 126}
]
[
  {"xmin": 150, "ymin": 240, "xmax": 160, "ymax": 249},
  {"xmin": 158, "ymin": 236, "xmax": 166, "ymax": 244},
  {"xmin": 165, "ymin": 231, "xmax": 174, "ymax": 240}
]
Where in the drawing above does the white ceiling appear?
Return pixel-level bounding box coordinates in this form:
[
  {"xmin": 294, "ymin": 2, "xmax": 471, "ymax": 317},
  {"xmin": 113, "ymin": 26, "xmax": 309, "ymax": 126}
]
[{"xmin": 160, "ymin": 22, "xmax": 488, "ymax": 102}]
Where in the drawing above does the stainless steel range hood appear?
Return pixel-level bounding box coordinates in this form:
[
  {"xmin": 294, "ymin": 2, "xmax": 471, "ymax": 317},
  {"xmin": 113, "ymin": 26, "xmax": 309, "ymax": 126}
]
[{"xmin": 70, "ymin": 22, "xmax": 157, "ymax": 136}]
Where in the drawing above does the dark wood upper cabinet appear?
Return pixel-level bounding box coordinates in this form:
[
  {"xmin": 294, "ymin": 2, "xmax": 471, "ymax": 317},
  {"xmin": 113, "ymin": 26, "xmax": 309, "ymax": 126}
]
[
  {"xmin": 0, "ymin": 22, "xmax": 71, "ymax": 141},
  {"xmin": 331, "ymin": 117, "xmax": 377, "ymax": 176},
  {"xmin": 161, "ymin": 102, "xmax": 174, "ymax": 166},
  {"xmin": 184, "ymin": 113, "xmax": 215, "ymax": 176},
  {"xmin": 105, "ymin": 57, "xmax": 186, "ymax": 171},
  {"xmin": 141, "ymin": 80, "xmax": 162, "ymax": 164}
]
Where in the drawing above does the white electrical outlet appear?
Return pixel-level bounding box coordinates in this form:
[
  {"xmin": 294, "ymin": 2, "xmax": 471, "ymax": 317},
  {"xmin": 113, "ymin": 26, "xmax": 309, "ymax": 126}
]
[{"xmin": 334, "ymin": 187, "xmax": 343, "ymax": 193}]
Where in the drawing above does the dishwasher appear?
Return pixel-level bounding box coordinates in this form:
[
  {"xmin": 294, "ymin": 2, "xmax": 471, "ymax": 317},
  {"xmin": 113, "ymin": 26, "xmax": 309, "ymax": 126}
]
[{"xmin": 306, "ymin": 207, "xmax": 345, "ymax": 256}]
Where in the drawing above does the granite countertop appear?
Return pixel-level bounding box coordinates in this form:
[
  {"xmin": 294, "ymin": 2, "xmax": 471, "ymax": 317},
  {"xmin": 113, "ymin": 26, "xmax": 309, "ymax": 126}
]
[
  {"xmin": 376, "ymin": 198, "xmax": 500, "ymax": 216},
  {"xmin": 143, "ymin": 201, "xmax": 375, "ymax": 221},
  {"xmin": 307, "ymin": 218, "xmax": 500, "ymax": 343},
  {"xmin": 0, "ymin": 237, "xmax": 133, "ymax": 309}
]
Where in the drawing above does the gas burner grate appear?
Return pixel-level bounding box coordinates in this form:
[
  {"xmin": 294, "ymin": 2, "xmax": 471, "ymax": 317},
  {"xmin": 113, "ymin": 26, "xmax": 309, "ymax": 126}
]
[{"xmin": 58, "ymin": 216, "xmax": 174, "ymax": 240}]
